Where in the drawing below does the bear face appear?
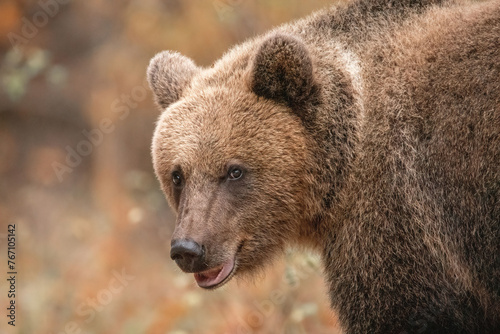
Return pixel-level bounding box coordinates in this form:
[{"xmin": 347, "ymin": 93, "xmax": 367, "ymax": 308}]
[{"xmin": 149, "ymin": 35, "xmax": 320, "ymax": 289}]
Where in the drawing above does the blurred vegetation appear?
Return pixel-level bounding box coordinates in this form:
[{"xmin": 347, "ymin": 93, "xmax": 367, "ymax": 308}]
[{"xmin": 0, "ymin": 0, "xmax": 342, "ymax": 333}]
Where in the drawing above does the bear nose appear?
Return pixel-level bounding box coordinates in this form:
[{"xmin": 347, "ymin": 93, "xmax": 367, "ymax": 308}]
[{"xmin": 170, "ymin": 239, "xmax": 205, "ymax": 272}]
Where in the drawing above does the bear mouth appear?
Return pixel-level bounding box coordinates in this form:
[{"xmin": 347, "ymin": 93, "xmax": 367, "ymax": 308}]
[{"xmin": 193, "ymin": 257, "xmax": 236, "ymax": 289}]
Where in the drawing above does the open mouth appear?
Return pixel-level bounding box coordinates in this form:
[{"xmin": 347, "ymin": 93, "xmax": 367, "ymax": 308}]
[{"xmin": 193, "ymin": 257, "xmax": 235, "ymax": 289}]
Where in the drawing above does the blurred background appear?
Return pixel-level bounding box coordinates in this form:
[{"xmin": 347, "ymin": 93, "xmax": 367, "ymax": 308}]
[{"xmin": 0, "ymin": 0, "xmax": 342, "ymax": 333}]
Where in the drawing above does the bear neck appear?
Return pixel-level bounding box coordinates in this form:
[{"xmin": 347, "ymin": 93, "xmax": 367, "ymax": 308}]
[
  {"xmin": 293, "ymin": 48, "xmax": 364, "ymax": 252},
  {"xmin": 288, "ymin": 0, "xmax": 443, "ymax": 254}
]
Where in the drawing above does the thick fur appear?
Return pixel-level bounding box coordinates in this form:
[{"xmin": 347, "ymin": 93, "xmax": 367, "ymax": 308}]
[
  {"xmin": 147, "ymin": 51, "xmax": 199, "ymax": 109},
  {"xmin": 249, "ymin": 34, "xmax": 318, "ymax": 108},
  {"xmin": 148, "ymin": 0, "xmax": 500, "ymax": 333}
]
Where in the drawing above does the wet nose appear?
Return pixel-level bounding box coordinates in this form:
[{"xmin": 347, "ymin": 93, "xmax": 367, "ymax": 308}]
[{"xmin": 170, "ymin": 239, "xmax": 205, "ymax": 272}]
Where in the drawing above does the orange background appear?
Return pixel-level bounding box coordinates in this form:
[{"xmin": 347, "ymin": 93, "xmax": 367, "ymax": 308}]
[{"xmin": 0, "ymin": 1, "xmax": 342, "ymax": 333}]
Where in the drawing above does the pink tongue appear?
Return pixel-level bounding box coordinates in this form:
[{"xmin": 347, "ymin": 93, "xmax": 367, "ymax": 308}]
[{"xmin": 194, "ymin": 258, "xmax": 234, "ymax": 288}]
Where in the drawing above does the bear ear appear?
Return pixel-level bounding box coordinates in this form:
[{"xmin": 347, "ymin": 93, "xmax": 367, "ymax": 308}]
[
  {"xmin": 248, "ymin": 34, "xmax": 316, "ymax": 107},
  {"xmin": 147, "ymin": 51, "xmax": 200, "ymax": 110}
]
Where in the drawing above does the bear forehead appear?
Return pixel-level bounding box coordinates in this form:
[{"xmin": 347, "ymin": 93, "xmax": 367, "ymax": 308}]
[{"xmin": 154, "ymin": 88, "xmax": 307, "ymax": 174}]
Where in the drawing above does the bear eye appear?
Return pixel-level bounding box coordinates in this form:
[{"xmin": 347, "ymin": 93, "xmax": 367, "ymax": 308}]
[
  {"xmin": 172, "ymin": 171, "xmax": 182, "ymax": 186},
  {"xmin": 228, "ymin": 167, "xmax": 243, "ymax": 180}
]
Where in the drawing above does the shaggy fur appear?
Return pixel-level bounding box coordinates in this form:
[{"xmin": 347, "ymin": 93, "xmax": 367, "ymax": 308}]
[
  {"xmin": 147, "ymin": 52, "xmax": 199, "ymax": 109},
  {"xmin": 148, "ymin": 0, "xmax": 500, "ymax": 332}
]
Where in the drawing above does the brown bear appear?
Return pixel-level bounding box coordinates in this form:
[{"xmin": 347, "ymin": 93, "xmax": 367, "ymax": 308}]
[{"xmin": 147, "ymin": 0, "xmax": 500, "ymax": 332}]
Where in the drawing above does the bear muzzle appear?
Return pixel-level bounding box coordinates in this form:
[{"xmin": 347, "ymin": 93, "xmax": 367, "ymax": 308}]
[{"xmin": 170, "ymin": 238, "xmax": 236, "ymax": 289}]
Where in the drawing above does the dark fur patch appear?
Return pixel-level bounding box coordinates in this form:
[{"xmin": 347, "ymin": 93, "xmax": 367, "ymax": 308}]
[{"xmin": 248, "ymin": 34, "xmax": 318, "ymax": 111}]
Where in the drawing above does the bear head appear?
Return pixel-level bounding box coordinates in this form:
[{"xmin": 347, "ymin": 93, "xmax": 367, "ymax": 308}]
[{"xmin": 148, "ymin": 34, "xmax": 323, "ymax": 289}]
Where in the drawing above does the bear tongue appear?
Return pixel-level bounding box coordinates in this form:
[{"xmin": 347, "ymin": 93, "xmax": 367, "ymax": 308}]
[{"xmin": 194, "ymin": 258, "xmax": 234, "ymax": 289}]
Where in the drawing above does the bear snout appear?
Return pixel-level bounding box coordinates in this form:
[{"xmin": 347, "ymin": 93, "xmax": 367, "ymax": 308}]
[{"xmin": 170, "ymin": 238, "xmax": 207, "ymax": 273}]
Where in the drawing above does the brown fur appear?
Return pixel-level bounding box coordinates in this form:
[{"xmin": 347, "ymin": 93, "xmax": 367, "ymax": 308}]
[{"xmin": 147, "ymin": 0, "xmax": 500, "ymax": 332}]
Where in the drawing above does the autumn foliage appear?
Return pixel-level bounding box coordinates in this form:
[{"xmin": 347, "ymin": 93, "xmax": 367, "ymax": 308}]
[{"xmin": 0, "ymin": 0, "xmax": 341, "ymax": 333}]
